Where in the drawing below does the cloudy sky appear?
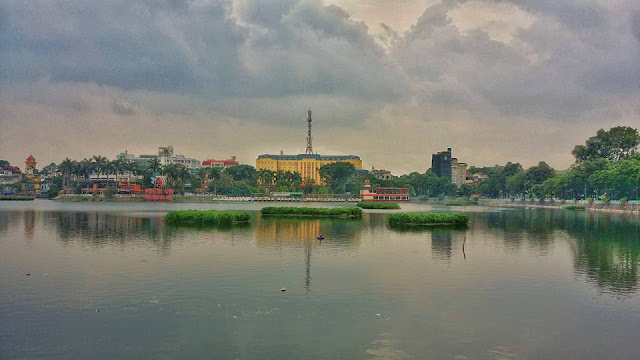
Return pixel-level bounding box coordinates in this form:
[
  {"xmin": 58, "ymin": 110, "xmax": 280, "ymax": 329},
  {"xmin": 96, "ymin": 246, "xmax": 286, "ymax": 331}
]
[{"xmin": 1, "ymin": 0, "xmax": 639, "ymax": 174}]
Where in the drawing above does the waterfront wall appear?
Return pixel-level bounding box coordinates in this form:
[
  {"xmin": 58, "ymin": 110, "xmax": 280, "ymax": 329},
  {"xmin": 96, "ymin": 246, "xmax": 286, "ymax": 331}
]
[{"xmin": 480, "ymin": 199, "xmax": 640, "ymax": 214}]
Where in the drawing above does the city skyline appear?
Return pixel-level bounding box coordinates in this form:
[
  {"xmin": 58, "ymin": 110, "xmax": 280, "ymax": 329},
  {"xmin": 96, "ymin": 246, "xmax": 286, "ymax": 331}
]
[{"xmin": 2, "ymin": 0, "xmax": 639, "ymax": 173}]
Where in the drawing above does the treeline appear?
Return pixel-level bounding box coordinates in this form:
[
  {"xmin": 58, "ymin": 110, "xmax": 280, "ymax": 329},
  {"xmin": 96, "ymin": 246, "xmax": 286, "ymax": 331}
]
[
  {"xmin": 6, "ymin": 126, "xmax": 639, "ymax": 201},
  {"xmin": 468, "ymin": 126, "xmax": 640, "ymax": 201},
  {"xmin": 347, "ymin": 126, "xmax": 639, "ymax": 201}
]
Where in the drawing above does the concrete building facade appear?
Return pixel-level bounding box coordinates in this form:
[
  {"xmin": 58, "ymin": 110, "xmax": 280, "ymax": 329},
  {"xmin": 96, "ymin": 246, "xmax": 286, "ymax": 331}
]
[
  {"xmin": 256, "ymin": 154, "xmax": 362, "ymax": 185},
  {"xmin": 431, "ymin": 148, "xmax": 452, "ymax": 181},
  {"xmin": 118, "ymin": 146, "xmax": 200, "ymax": 170},
  {"xmin": 451, "ymin": 158, "xmax": 468, "ymax": 186}
]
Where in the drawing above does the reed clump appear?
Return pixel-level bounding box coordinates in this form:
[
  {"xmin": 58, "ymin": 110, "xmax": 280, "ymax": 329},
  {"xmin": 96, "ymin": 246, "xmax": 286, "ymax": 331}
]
[
  {"xmin": 388, "ymin": 212, "xmax": 468, "ymax": 227},
  {"xmin": 165, "ymin": 210, "xmax": 250, "ymax": 225}
]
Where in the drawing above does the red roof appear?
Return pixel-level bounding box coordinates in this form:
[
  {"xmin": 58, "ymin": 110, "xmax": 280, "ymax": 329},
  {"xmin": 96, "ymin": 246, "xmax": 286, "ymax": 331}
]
[{"xmin": 26, "ymin": 155, "xmax": 36, "ymax": 161}]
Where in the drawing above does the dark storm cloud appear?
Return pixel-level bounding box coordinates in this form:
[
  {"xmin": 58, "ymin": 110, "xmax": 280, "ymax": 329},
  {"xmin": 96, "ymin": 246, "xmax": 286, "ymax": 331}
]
[
  {"xmin": 1, "ymin": 0, "xmax": 640, "ymax": 171},
  {"xmin": 393, "ymin": 0, "xmax": 640, "ymax": 119},
  {"xmin": 0, "ymin": 0, "xmax": 406, "ymax": 100},
  {"xmin": 0, "ymin": 0, "xmax": 246, "ymax": 92}
]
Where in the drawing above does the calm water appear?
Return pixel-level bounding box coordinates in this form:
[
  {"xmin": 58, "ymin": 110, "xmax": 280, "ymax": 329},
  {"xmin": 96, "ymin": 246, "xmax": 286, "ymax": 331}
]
[{"xmin": 1, "ymin": 201, "xmax": 639, "ymax": 359}]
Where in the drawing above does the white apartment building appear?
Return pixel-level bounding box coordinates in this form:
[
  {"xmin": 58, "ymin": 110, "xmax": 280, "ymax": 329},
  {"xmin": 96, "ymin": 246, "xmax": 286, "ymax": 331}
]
[
  {"xmin": 451, "ymin": 158, "xmax": 469, "ymax": 186},
  {"xmin": 118, "ymin": 146, "xmax": 201, "ymax": 171}
]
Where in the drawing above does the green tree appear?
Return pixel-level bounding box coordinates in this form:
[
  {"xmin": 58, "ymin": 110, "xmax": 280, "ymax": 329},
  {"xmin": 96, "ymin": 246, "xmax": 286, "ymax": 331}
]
[
  {"xmin": 224, "ymin": 165, "xmax": 257, "ymax": 183},
  {"xmin": 59, "ymin": 158, "xmax": 75, "ymax": 192},
  {"xmin": 506, "ymin": 171, "xmax": 526, "ymax": 198},
  {"xmin": 526, "ymin": 161, "xmax": 555, "ymax": 190},
  {"xmin": 319, "ymin": 162, "xmax": 356, "ymax": 193},
  {"xmin": 572, "ymin": 126, "xmax": 639, "ymax": 162},
  {"xmin": 147, "ymin": 158, "xmax": 162, "ymax": 176}
]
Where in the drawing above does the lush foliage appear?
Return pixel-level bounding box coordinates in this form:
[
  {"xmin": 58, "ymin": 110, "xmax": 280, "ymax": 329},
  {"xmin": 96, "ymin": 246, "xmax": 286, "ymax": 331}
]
[
  {"xmin": 356, "ymin": 201, "xmax": 401, "ymax": 209},
  {"xmin": 319, "ymin": 162, "xmax": 356, "ymax": 193},
  {"xmin": 469, "ymin": 126, "xmax": 640, "ymax": 201},
  {"xmin": 261, "ymin": 206, "xmax": 362, "ymax": 218},
  {"xmin": 572, "ymin": 126, "xmax": 639, "ymax": 162},
  {"xmin": 387, "ymin": 213, "xmax": 469, "ymax": 226},
  {"xmin": 165, "ymin": 210, "xmax": 250, "ymax": 225},
  {"xmin": 346, "ymin": 169, "xmax": 456, "ymax": 199}
]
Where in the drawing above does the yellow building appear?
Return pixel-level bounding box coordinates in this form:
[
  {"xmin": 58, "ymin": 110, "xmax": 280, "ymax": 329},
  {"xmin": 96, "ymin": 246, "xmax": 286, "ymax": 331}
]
[{"xmin": 256, "ymin": 154, "xmax": 362, "ymax": 185}]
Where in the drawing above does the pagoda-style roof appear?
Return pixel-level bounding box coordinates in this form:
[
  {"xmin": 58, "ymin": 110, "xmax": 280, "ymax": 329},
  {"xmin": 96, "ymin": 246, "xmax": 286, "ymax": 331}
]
[{"xmin": 26, "ymin": 155, "xmax": 36, "ymax": 162}]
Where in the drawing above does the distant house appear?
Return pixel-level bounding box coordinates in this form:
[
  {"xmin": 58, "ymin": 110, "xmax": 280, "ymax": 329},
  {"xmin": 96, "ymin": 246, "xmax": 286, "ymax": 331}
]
[{"xmin": 371, "ymin": 168, "xmax": 395, "ymax": 180}]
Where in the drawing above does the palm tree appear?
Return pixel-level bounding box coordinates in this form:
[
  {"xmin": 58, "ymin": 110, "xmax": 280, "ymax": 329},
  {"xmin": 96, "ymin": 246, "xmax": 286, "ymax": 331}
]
[
  {"xmin": 258, "ymin": 169, "xmax": 275, "ymax": 186},
  {"xmin": 79, "ymin": 158, "xmax": 94, "ymax": 192},
  {"xmin": 163, "ymin": 164, "xmax": 179, "ymax": 188},
  {"xmin": 148, "ymin": 158, "xmax": 162, "ymax": 176},
  {"xmin": 178, "ymin": 166, "xmax": 190, "ymax": 193},
  {"xmin": 126, "ymin": 161, "xmax": 139, "ymax": 183},
  {"xmin": 59, "ymin": 158, "xmax": 74, "ymax": 192},
  {"xmin": 106, "ymin": 161, "xmax": 118, "ymax": 188},
  {"xmin": 111, "ymin": 159, "xmax": 125, "ymax": 188},
  {"xmin": 92, "ymin": 155, "xmax": 108, "ymax": 184},
  {"xmin": 72, "ymin": 160, "xmax": 81, "ymax": 187}
]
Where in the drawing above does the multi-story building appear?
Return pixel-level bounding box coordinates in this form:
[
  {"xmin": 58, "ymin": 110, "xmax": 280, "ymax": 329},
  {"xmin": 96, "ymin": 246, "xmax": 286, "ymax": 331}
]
[
  {"xmin": 118, "ymin": 146, "xmax": 200, "ymax": 170},
  {"xmin": 256, "ymin": 109, "xmax": 363, "ymax": 186},
  {"xmin": 157, "ymin": 146, "xmax": 200, "ymax": 170},
  {"xmin": 0, "ymin": 167, "xmax": 21, "ymax": 194},
  {"xmin": 371, "ymin": 168, "xmax": 395, "ymax": 180},
  {"xmin": 256, "ymin": 154, "xmax": 362, "ymax": 185},
  {"xmin": 431, "ymin": 148, "xmax": 452, "ymax": 181},
  {"xmin": 451, "ymin": 158, "xmax": 468, "ymax": 186},
  {"xmin": 202, "ymin": 156, "xmax": 239, "ymax": 169}
]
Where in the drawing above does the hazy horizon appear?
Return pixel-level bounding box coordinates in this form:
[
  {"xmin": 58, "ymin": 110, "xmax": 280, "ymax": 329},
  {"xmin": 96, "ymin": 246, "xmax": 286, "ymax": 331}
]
[{"xmin": 2, "ymin": 0, "xmax": 639, "ymax": 174}]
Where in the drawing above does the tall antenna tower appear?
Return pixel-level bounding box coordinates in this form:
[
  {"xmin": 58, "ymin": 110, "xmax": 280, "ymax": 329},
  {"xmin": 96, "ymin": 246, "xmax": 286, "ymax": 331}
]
[{"xmin": 305, "ymin": 108, "xmax": 313, "ymax": 154}]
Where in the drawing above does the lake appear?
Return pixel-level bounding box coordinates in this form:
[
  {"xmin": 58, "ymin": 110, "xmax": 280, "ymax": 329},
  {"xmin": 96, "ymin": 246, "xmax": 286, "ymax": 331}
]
[{"xmin": 1, "ymin": 201, "xmax": 639, "ymax": 359}]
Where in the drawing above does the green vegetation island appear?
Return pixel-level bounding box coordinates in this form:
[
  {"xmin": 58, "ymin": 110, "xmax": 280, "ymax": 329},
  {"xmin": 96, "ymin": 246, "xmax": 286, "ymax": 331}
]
[
  {"xmin": 356, "ymin": 201, "xmax": 401, "ymax": 209},
  {"xmin": 261, "ymin": 206, "xmax": 362, "ymax": 218},
  {"xmin": 165, "ymin": 210, "xmax": 250, "ymax": 225},
  {"xmin": 388, "ymin": 213, "xmax": 469, "ymax": 227}
]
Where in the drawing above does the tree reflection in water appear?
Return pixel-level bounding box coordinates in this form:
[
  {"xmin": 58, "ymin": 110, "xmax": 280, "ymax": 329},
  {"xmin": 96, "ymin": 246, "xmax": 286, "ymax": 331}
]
[
  {"xmin": 0, "ymin": 207, "xmax": 637, "ymax": 296},
  {"xmin": 483, "ymin": 209, "xmax": 640, "ymax": 296},
  {"xmin": 52, "ymin": 212, "xmax": 174, "ymax": 254}
]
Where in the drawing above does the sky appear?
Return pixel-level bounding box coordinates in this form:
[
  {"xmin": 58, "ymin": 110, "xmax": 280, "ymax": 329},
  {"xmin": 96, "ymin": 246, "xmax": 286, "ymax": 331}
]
[{"xmin": 1, "ymin": 0, "xmax": 639, "ymax": 174}]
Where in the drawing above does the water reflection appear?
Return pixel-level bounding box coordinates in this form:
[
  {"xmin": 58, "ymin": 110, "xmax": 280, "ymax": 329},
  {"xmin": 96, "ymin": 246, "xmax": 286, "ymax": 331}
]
[
  {"xmin": 430, "ymin": 229, "xmax": 467, "ymax": 262},
  {"xmin": 481, "ymin": 209, "xmax": 640, "ymax": 296},
  {"xmin": 24, "ymin": 210, "xmax": 36, "ymax": 241},
  {"xmin": 52, "ymin": 212, "xmax": 174, "ymax": 254},
  {"xmin": 0, "ymin": 208, "xmax": 638, "ymax": 295},
  {"xmin": 254, "ymin": 216, "xmax": 363, "ymax": 293}
]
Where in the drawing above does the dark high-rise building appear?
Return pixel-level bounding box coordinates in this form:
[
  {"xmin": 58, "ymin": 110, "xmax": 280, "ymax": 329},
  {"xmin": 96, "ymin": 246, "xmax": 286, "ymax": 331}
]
[{"xmin": 431, "ymin": 147, "xmax": 452, "ymax": 182}]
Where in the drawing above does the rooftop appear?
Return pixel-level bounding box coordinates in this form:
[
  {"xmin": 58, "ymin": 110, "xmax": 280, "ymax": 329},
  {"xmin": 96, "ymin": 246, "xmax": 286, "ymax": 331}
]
[{"xmin": 258, "ymin": 154, "xmax": 361, "ymax": 161}]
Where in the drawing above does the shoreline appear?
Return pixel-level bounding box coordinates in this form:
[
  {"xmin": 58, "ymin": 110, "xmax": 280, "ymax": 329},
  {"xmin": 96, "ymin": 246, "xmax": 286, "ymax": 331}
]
[{"xmin": 480, "ymin": 200, "xmax": 640, "ymax": 214}]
